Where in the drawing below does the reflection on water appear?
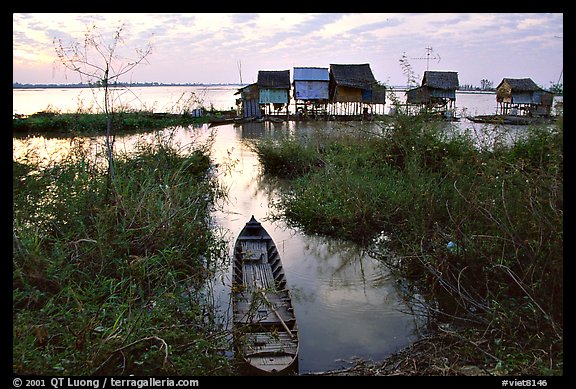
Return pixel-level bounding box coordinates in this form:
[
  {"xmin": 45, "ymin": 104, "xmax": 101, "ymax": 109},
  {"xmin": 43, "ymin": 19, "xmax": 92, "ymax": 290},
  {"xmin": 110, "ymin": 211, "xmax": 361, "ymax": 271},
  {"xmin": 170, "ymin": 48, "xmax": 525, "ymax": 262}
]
[
  {"xmin": 285, "ymin": 234, "xmax": 420, "ymax": 372},
  {"xmin": 207, "ymin": 123, "xmax": 421, "ymax": 373}
]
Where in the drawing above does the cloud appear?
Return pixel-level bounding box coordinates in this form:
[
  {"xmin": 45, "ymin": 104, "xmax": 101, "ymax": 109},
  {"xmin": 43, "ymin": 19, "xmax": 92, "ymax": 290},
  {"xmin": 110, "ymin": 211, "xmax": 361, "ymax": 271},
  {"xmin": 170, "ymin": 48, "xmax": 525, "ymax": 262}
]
[{"xmin": 13, "ymin": 13, "xmax": 563, "ymax": 86}]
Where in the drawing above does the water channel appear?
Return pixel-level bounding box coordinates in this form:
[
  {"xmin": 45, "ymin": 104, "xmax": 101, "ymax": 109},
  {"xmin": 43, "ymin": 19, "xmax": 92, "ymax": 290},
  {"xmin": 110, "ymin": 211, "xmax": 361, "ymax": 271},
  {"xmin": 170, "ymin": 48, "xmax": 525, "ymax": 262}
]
[{"xmin": 205, "ymin": 121, "xmax": 423, "ymax": 374}]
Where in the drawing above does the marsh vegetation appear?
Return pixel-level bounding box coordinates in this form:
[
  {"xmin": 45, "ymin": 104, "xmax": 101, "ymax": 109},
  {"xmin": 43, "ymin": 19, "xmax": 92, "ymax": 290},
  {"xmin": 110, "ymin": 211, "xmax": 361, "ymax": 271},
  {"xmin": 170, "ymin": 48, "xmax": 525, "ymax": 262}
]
[
  {"xmin": 13, "ymin": 131, "xmax": 234, "ymax": 375},
  {"xmin": 254, "ymin": 114, "xmax": 563, "ymax": 375}
]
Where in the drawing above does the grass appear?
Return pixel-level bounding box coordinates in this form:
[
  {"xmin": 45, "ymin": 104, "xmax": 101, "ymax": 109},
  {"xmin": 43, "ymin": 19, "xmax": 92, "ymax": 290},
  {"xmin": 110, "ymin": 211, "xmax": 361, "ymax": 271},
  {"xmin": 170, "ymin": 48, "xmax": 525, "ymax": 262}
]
[
  {"xmin": 253, "ymin": 114, "xmax": 563, "ymax": 375},
  {"xmin": 13, "ymin": 132, "xmax": 234, "ymax": 375}
]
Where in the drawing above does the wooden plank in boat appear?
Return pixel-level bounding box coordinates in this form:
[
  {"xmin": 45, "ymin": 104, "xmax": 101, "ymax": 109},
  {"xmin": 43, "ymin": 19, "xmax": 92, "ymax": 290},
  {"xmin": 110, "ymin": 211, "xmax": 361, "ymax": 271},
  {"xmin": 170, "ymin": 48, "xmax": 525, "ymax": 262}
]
[
  {"xmin": 233, "ymin": 291, "xmax": 296, "ymax": 325},
  {"xmin": 242, "ymin": 262, "xmax": 274, "ymax": 289},
  {"xmin": 247, "ymin": 355, "xmax": 296, "ymax": 372},
  {"xmin": 242, "ymin": 332, "xmax": 298, "ymax": 357},
  {"xmin": 241, "ymin": 241, "xmax": 268, "ymax": 262}
]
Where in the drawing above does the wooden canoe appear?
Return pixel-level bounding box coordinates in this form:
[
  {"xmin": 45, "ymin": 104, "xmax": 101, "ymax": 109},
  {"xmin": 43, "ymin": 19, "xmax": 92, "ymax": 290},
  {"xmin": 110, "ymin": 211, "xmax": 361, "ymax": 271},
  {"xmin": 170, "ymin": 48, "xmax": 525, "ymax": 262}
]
[
  {"xmin": 232, "ymin": 216, "xmax": 299, "ymax": 375},
  {"xmin": 467, "ymin": 115, "xmax": 556, "ymax": 125}
]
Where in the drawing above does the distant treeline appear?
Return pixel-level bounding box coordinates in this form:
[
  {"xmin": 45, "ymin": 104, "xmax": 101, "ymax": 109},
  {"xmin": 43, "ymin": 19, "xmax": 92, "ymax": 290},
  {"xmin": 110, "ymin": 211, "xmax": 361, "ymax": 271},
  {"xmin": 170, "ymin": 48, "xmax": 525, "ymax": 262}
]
[{"xmin": 13, "ymin": 82, "xmax": 244, "ymax": 89}]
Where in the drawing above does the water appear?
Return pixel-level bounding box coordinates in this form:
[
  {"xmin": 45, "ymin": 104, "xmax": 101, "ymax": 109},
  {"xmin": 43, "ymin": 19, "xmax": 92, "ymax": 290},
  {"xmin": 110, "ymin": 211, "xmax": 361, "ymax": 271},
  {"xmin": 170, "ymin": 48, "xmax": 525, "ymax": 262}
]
[
  {"xmin": 13, "ymin": 85, "xmax": 241, "ymax": 116},
  {"xmin": 12, "ymin": 86, "xmax": 562, "ymax": 374},
  {"xmin": 205, "ymin": 122, "xmax": 422, "ymax": 373}
]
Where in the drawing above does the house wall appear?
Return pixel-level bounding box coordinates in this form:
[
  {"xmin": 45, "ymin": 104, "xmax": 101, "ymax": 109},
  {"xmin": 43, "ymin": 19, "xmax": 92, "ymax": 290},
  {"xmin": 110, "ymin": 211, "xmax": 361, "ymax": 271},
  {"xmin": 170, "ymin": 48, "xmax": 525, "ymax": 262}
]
[
  {"xmin": 406, "ymin": 87, "xmax": 430, "ymax": 104},
  {"xmin": 259, "ymin": 88, "xmax": 289, "ymax": 104},
  {"xmin": 511, "ymin": 92, "xmax": 535, "ymax": 104},
  {"xmin": 294, "ymin": 81, "xmax": 329, "ymax": 100},
  {"xmin": 242, "ymin": 99, "xmax": 261, "ymax": 118},
  {"xmin": 429, "ymin": 89, "xmax": 456, "ymax": 100},
  {"xmin": 334, "ymin": 86, "xmax": 363, "ymax": 102},
  {"xmin": 362, "ymin": 88, "xmax": 386, "ymax": 104}
]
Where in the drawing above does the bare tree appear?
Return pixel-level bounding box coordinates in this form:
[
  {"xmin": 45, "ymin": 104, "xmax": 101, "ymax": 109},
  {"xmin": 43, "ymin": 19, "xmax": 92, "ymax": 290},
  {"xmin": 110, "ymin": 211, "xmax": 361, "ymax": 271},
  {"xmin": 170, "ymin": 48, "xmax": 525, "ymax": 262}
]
[{"xmin": 54, "ymin": 23, "xmax": 152, "ymax": 182}]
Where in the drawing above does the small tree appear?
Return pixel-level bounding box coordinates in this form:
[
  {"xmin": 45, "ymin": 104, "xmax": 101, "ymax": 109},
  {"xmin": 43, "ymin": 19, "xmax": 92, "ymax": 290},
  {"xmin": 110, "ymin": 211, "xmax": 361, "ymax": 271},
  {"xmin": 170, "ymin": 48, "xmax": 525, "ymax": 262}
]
[
  {"xmin": 54, "ymin": 23, "xmax": 152, "ymax": 183},
  {"xmin": 399, "ymin": 52, "xmax": 417, "ymax": 88}
]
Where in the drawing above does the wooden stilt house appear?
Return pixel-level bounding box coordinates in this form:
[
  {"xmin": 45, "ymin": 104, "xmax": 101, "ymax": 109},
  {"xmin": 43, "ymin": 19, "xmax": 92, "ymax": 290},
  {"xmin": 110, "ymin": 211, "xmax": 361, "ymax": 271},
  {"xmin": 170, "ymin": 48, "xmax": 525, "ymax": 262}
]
[
  {"xmin": 329, "ymin": 64, "xmax": 385, "ymax": 117},
  {"xmin": 257, "ymin": 70, "xmax": 291, "ymax": 118},
  {"xmin": 496, "ymin": 78, "xmax": 553, "ymax": 116},
  {"xmin": 235, "ymin": 83, "xmax": 261, "ymax": 119},
  {"xmin": 406, "ymin": 71, "xmax": 459, "ymax": 115},
  {"xmin": 293, "ymin": 67, "xmax": 330, "ymax": 118}
]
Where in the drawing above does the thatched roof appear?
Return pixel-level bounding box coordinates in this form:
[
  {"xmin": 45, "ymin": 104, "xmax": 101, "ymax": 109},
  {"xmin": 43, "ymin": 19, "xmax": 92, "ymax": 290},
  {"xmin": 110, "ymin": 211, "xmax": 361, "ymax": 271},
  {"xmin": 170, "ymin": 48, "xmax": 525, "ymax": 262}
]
[
  {"xmin": 330, "ymin": 64, "xmax": 376, "ymax": 89},
  {"xmin": 257, "ymin": 70, "xmax": 290, "ymax": 89},
  {"xmin": 422, "ymin": 71, "xmax": 459, "ymax": 90},
  {"xmin": 497, "ymin": 78, "xmax": 541, "ymax": 92}
]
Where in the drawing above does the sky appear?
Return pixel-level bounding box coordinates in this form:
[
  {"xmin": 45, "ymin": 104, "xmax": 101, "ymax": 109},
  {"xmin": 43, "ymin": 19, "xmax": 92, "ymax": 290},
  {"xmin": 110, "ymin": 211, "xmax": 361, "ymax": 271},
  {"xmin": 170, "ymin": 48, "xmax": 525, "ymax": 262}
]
[{"xmin": 13, "ymin": 13, "xmax": 563, "ymax": 88}]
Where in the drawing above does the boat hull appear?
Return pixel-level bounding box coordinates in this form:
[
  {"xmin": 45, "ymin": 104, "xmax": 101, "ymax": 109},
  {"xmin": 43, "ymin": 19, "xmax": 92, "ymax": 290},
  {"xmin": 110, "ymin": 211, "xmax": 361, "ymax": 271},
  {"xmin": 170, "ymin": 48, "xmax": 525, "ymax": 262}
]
[{"xmin": 232, "ymin": 216, "xmax": 299, "ymax": 375}]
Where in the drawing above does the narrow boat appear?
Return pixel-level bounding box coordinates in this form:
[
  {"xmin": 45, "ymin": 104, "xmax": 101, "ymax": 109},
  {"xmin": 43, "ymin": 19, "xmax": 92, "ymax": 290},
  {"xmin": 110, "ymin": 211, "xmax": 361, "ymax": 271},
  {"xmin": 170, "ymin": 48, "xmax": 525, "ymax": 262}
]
[
  {"xmin": 467, "ymin": 114, "xmax": 556, "ymax": 125},
  {"xmin": 232, "ymin": 216, "xmax": 299, "ymax": 375}
]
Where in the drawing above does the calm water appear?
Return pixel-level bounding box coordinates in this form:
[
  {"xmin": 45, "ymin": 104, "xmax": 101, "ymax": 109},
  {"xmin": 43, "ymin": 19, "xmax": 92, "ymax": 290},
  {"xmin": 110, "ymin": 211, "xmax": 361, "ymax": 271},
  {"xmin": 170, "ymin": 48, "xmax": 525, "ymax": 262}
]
[
  {"xmin": 13, "ymin": 85, "xmax": 241, "ymax": 116},
  {"xmin": 12, "ymin": 86, "xmax": 562, "ymax": 374},
  {"xmin": 14, "ymin": 85, "xmax": 562, "ymax": 117}
]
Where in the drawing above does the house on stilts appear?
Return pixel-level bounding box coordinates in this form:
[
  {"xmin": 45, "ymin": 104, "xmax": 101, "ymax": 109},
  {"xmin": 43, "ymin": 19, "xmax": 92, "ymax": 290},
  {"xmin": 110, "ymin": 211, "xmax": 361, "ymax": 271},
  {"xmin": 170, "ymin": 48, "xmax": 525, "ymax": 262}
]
[
  {"xmin": 293, "ymin": 67, "xmax": 330, "ymax": 119},
  {"xmin": 405, "ymin": 71, "xmax": 459, "ymax": 117},
  {"xmin": 258, "ymin": 70, "xmax": 291, "ymax": 118},
  {"xmin": 235, "ymin": 83, "xmax": 261, "ymax": 119},
  {"xmin": 495, "ymin": 78, "xmax": 554, "ymax": 117},
  {"xmin": 329, "ymin": 64, "xmax": 386, "ymax": 118}
]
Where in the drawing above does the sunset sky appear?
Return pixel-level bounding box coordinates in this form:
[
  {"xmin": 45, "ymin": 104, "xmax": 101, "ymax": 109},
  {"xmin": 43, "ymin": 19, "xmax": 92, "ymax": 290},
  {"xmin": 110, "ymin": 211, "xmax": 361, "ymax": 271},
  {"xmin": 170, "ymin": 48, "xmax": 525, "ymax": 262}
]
[{"xmin": 13, "ymin": 13, "xmax": 563, "ymax": 88}]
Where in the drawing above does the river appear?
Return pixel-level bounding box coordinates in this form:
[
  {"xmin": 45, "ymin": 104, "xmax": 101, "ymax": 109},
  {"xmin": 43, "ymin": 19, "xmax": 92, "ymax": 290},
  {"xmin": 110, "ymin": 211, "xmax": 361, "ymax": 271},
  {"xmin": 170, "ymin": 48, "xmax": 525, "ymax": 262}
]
[{"xmin": 12, "ymin": 86, "xmax": 562, "ymax": 374}]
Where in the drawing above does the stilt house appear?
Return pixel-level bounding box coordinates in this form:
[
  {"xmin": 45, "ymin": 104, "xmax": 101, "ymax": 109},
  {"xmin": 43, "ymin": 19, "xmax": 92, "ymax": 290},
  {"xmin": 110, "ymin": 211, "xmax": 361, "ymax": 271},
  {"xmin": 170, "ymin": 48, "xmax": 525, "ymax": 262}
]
[
  {"xmin": 406, "ymin": 71, "xmax": 459, "ymax": 114},
  {"xmin": 235, "ymin": 83, "xmax": 261, "ymax": 119},
  {"xmin": 293, "ymin": 67, "xmax": 330, "ymax": 117},
  {"xmin": 257, "ymin": 70, "xmax": 291, "ymax": 117},
  {"xmin": 329, "ymin": 64, "xmax": 385, "ymax": 116},
  {"xmin": 495, "ymin": 78, "xmax": 553, "ymax": 116}
]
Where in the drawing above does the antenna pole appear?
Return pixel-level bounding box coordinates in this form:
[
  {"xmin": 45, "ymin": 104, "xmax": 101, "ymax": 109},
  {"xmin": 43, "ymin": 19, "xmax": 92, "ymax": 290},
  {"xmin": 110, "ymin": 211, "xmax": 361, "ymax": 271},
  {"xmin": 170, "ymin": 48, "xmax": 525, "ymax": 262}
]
[{"xmin": 411, "ymin": 46, "xmax": 440, "ymax": 72}]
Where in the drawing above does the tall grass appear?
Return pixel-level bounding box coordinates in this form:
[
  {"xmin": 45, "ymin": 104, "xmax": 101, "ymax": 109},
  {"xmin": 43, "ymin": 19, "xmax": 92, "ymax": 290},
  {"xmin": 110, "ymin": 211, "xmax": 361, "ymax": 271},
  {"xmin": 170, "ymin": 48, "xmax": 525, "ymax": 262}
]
[
  {"xmin": 13, "ymin": 132, "xmax": 233, "ymax": 375},
  {"xmin": 254, "ymin": 115, "xmax": 563, "ymax": 375}
]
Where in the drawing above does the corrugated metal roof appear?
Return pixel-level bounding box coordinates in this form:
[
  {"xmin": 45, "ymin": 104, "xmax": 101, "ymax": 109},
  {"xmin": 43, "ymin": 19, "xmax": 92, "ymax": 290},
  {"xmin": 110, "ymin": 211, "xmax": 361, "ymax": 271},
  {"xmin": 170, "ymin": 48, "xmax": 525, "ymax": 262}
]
[
  {"xmin": 330, "ymin": 64, "xmax": 376, "ymax": 89},
  {"xmin": 422, "ymin": 71, "xmax": 459, "ymax": 90},
  {"xmin": 257, "ymin": 70, "xmax": 291, "ymax": 89},
  {"xmin": 294, "ymin": 67, "xmax": 330, "ymax": 81},
  {"xmin": 498, "ymin": 78, "xmax": 541, "ymax": 92}
]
